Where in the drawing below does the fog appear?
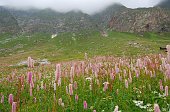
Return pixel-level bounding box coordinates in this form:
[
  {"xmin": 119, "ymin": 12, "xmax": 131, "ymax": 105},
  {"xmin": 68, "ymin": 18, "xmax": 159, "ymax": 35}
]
[{"xmin": 0, "ymin": 0, "xmax": 163, "ymax": 14}]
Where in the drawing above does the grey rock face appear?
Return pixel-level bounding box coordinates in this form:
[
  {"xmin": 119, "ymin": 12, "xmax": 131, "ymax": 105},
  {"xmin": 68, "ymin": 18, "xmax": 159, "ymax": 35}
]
[{"xmin": 108, "ymin": 8, "xmax": 170, "ymax": 32}]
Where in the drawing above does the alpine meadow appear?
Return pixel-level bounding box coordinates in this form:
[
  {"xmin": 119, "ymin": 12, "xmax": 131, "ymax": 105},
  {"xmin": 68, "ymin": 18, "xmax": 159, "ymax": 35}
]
[{"xmin": 0, "ymin": 0, "xmax": 170, "ymax": 112}]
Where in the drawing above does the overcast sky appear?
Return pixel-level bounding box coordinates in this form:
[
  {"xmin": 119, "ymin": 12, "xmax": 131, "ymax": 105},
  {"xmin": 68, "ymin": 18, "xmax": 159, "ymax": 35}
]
[{"xmin": 0, "ymin": 0, "xmax": 163, "ymax": 14}]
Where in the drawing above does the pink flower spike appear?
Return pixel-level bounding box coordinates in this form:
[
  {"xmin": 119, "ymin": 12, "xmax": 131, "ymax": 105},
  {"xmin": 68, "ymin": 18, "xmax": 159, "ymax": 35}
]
[
  {"xmin": 159, "ymin": 80, "xmax": 163, "ymax": 91},
  {"xmin": 93, "ymin": 110, "xmax": 96, "ymax": 112},
  {"xmin": 55, "ymin": 64, "xmax": 61, "ymax": 82},
  {"xmin": 1, "ymin": 95, "xmax": 4, "ymax": 103},
  {"xmin": 103, "ymin": 82, "xmax": 109, "ymax": 92},
  {"xmin": 66, "ymin": 86, "xmax": 69, "ymax": 94},
  {"xmin": 83, "ymin": 101, "xmax": 87, "ymax": 109},
  {"xmin": 154, "ymin": 104, "xmax": 161, "ymax": 112},
  {"xmin": 75, "ymin": 94, "xmax": 78, "ymax": 102},
  {"xmin": 74, "ymin": 81, "xmax": 78, "ymax": 90},
  {"xmin": 125, "ymin": 79, "xmax": 128, "ymax": 88},
  {"xmin": 30, "ymin": 86, "xmax": 33, "ymax": 96},
  {"xmin": 165, "ymin": 86, "xmax": 169, "ymax": 96},
  {"xmin": 69, "ymin": 84, "xmax": 73, "ymax": 95},
  {"xmin": 27, "ymin": 57, "xmax": 34, "ymax": 68},
  {"xmin": 12, "ymin": 102, "xmax": 17, "ymax": 112},
  {"xmin": 27, "ymin": 72, "xmax": 32, "ymax": 84},
  {"xmin": 58, "ymin": 78, "xmax": 61, "ymax": 86},
  {"xmin": 27, "ymin": 57, "xmax": 32, "ymax": 67},
  {"xmin": 8, "ymin": 94, "xmax": 13, "ymax": 104}
]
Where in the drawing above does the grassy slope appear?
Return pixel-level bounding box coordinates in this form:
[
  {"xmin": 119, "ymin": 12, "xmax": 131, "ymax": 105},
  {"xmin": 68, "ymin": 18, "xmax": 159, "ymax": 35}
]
[{"xmin": 0, "ymin": 31, "xmax": 170, "ymax": 65}]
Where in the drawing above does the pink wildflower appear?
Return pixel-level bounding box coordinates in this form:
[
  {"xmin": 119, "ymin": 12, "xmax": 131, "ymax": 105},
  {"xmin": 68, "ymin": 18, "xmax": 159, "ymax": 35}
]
[
  {"xmin": 8, "ymin": 94, "xmax": 13, "ymax": 104},
  {"xmin": 154, "ymin": 104, "xmax": 161, "ymax": 112},
  {"xmin": 27, "ymin": 57, "xmax": 34, "ymax": 68},
  {"xmin": 27, "ymin": 57, "xmax": 32, "ymax": 67},
  {"xmin": 166, "ymin": 45, "xmax": 170, "ymax": 62},
  {"xmin": 165, "ymin": 86, "xmax": 169, "ymax": 96},
  {"xmin": 75, "ymin": 94, "xmax": 78, "ymax": 102},
  {"xmin": 69, "ymin": 84, "xmax": 73, "ymax": 95},
  {"xmin": 159, "ymin": 80, "xmax": 163, "ymax": 91},
  {"xmin": 27, "ymin": 72, "xmax": 32, "ymax": 84},
  {"xmin": 103, "ymin": 82, "xmax": 109, "ymax": 91},
  {"xmin": 115, "ymin": 65, "xmax": 119, "ymax": 74},
  {"xmin": 66, "ymin": 86, "xmax": 69, "ymax": 94},
  {"xmin": 55, "ymin": 64, "xmax": 61, "ymax": 82},
  {"xmin": 135, "ymin": 69, "xmax": 139, "ymax": 78},
  {"xmin": 1, "ymin": 95, "xmax": 4, "ymax": 103},
  {"xmin": 12, "ymin": 102, "xmax": 17, "ymax": 112},
  {"xmin": 70, "ymin": 66, "xmax": 75, "ymax": 83},
  {"xmin": 30, "ymin": 86, "xmax": 33, "ymax": 96},
  {"xmin": 125, "ymin": 79, "xmax": 128, "ymax": 88},
  {"xmin": 58, "ymin": 78, "xmax": 61, "ymax": 86},
  {"xmin": 74, "ymin": 81, "xmax": 78, "ymax": 90},
  {"xmin": 83, "ymin": 101, "xmax": 87, "ymax": 109},
  {"xmin": 110, "ymin": 72, "xmax": 115, "ymax": 80}
]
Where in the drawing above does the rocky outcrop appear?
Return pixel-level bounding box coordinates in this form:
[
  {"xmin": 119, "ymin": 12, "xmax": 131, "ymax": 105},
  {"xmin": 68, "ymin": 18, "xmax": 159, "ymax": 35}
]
[
  {"xmin": 92, "ymin": 3, "xmax": 127, "ymax": 30},
  {"xmin": 108, "ymin": 8, "xmax": 170, "ymax": 32}
]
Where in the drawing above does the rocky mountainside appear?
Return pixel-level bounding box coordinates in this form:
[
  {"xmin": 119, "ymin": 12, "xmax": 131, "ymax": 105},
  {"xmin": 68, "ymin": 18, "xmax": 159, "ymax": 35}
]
[
  {"xmin": 91, "ymin": 3, "xmax": 127, "ymax": 30},
  {"xmin": 0, "ymin": 3, "xmax": 170, "ymax": 34},
  {"xmin": 0, "ymin": 7, "xmax": 21, "ymax": 34},
  {"xmin": 8, "ymin": 8, "xmax": 96, "ymax": 34},
  {"xmin": 108, "ymin": 7, "xmax": 170, "ymax": 32}
]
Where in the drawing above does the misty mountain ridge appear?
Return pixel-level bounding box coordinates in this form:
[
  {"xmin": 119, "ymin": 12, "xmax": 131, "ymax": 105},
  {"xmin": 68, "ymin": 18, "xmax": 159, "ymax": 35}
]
[
  {"xmin": 0, "ymin": 3, "xmax": 170, "ymax": 34},
  {"xmin": 156, "ymin": 0, "xmax": 170, "ymax": 8}
]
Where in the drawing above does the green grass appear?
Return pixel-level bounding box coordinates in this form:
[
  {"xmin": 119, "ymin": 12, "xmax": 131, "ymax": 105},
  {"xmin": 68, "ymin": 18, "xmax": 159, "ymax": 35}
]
[{"xmin": 0, "ymin": 31, "xmax": 169, "ymax": 65}]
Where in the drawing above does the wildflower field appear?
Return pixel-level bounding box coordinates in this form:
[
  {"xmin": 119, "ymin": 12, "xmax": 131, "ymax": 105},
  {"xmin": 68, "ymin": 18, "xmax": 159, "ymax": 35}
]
[{"xmin": 0, "ymin": 32, "xmax": 170, "ymax": 112}]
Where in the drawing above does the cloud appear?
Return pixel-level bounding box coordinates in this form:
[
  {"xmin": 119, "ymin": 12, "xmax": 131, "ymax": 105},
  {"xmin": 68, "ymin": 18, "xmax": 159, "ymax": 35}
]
[
  {"xmin": 156, "ymin": 0, "xmax": 170, "ymax": 8},
  {"xmin": 0, "ymin": 0, "xmax": 163, "ymax": 14}
]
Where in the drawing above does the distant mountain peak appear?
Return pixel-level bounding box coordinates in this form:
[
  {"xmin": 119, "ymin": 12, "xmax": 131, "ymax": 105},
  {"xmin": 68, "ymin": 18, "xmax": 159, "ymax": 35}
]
[{"xmin": 156, "ymin": 0, "xmax": 170, "ymax": 8}]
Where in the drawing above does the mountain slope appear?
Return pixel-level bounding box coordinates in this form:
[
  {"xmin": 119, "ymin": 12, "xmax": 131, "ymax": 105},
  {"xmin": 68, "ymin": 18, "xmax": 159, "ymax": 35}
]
[
  {"xmin": 108, "ymin": 7, "xmax": 170, "ymax": 32},
  {"xmin": 8, "ymin": 8, "xmax": 96, "ymax": 33},
  {"xmin": 0, "ymin": 3, "xmax": 170, "ymax": 34},
  {"xmin": 0, "ymin": 7, "xmax": 21, "ymax": 34},
  {"xmin": 92, "ymin": 3, "xmax": 127, "ymax": 30}
]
